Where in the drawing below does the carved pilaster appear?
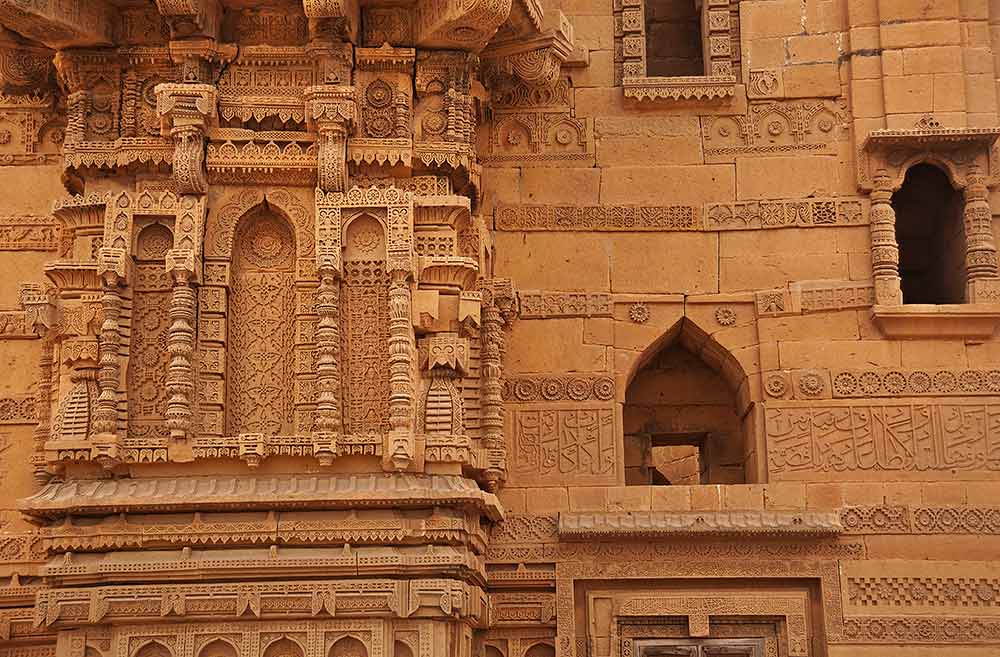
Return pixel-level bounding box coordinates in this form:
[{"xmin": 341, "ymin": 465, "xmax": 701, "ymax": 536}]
[
  {"xmin": 869, "ymin": 169, "xmax": 902, "ymax": 306},
  {"xmin": 165, "ymin": 255, "xmax": 196, "ymax": 446},
  {"xmin": 33, "ymin": 332, "xmax": 54, "ymax": 485},
  {"xmin": 314, "ymin": 272, "xmax": 342, "ymax": 434},
  {"xmin": 314, "ymin": 191, "xmax": 343, "ymax": 438},
  {"xmin": 479, "ymin": 278, "xmax": 515, "ymax": 489},
  {"xmin": 22, "ymin": 284, "xmax": 56, "ymax": 484},
  {"xmin": 92, "ymin": 247, "xmax": 126, "ymax": 469},
  {"xmin": 304, "ymin": 85, "xmax": 356, "ymax": 193},
  {"xmin": 964, "ymin": 164, "xmax": 999, "ymax": 287},
  {"xmin": 387, "ymin": 270, "xmax": 415, "ymax": 471},
  {"xmin": 156, "ymin": 83, "xmax": 217, "ymax": 195}
]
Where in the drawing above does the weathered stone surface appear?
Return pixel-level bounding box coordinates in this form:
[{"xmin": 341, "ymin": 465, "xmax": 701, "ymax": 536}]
[{"xmin": 0, "ymin": 1, "xmax": 998, "ymax": 655}]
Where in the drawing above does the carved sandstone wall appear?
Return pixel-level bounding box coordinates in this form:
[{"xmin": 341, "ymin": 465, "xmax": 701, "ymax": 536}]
[{"xmin": 0, "ymin": 2, "xmax": 998, "ymax": 657}]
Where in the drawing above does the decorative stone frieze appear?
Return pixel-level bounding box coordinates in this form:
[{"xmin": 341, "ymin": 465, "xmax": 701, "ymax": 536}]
[{"xmin": 558, "ymin": 511, "xmax": 843, "ymax": 538}]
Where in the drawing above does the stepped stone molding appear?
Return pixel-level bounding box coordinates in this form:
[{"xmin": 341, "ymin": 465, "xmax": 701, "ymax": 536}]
[
  {"xmin": 554, "ymin": 559, "xmax": 845, "ymax": 657},
  {"xmin": 19, "ymin": 474, "xmax": 503, "ymax": 519},
  {"xmin": 558, "ymin": 511, "xmax": 843, "ymax": 539},
  {"xmin": 615, "ymin": 593, "xmax": 810, "ymax": 656}
]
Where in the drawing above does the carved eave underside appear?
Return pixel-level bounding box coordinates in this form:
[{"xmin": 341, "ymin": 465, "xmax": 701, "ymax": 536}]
[
  {"xmin": 557, "ymin": 511, "xmax": 844, "ymax": 539},
  {"xmin": 0, "ymin": 0, "xmax": 114, "ymax": 49},
  {"xmin": 864, "ymin": 125, "xmax": 1000, "ymax": 150},
  {"xmin": 19, "ymin": 474, "xmax": 504, "ymax": 520},
  {"xmin": 481, "ymin": 0, "xmax": 574, "ymax": 87}
]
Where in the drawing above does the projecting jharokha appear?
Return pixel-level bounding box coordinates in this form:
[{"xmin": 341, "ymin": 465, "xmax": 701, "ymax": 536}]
[{"xmin": 2, "ymin": 0, "xmax": 1000, "ymax": 656}]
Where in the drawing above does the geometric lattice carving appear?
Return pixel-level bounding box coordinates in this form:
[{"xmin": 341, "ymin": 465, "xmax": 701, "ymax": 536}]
[
  {"xmin": 341, "ymin": 259, "xmax": 390, "ymax": 435},
  {"xmin": 227, "ymin": 209, "xmax": 297, "ymax": 435}
]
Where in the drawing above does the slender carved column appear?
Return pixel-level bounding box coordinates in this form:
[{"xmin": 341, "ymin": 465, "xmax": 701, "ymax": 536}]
[
  {"xmin": 92, "ymin": 248, "xmax": 127, "ymax": 469},
  {"xmin": 869, "ymin": 169, "xmax": 903, "ymax": 305},
  {"xmin": 22, "ymin": 284, "xmax": 56, "ymax": 484},
  {"xmin": 155, "ymin": 83, "xmax": 217, "ymax": 195},
  {"xmin": 964, "ymin": 163, "xmax": 999, "ymax": 289},
  {"xmin": 387, "ymin": 270, "xmax": 415, "ymax": 471},
  {"xmin": 307, "ymin": 90, "xmax": 354, "ymax": 446},
  {"xmin": 480, "ymin": 297, "xmax": 505, "ymax": 490},
  {"xmin": 155, "ymin": 88, "xmax": 211, "ymax": 450},
  {"xmin": 165, "ymin": 257, "xmax": 197, "ymax": 444},
  {"xmin": 32, "ymin": 333, "xmax": 54, "ymax": 485},
  {"xmin": 314, "ymin": 272, "xmax": 342, "ymax": 435},
  {"xmin": 164, "ymin": 195, "xmax": 206, "ymax": 452}
]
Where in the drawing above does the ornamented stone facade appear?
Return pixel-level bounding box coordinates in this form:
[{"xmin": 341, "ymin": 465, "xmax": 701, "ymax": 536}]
[{"xmin": 0, "ymin": 2, "xmax": 999, "ymax": 657}]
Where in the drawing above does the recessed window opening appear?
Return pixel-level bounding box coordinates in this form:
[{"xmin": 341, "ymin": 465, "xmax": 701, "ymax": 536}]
[
  {"xmin": 645, "ymin": 0, "xmax": 705, "ymax": 77},
  {"xmin": 624, "ymin": 336, "xmax": 747, "ymax": 485},
  {"xmin": 892, "ymin": 163, "xmax": 967, "ymax": 304}
]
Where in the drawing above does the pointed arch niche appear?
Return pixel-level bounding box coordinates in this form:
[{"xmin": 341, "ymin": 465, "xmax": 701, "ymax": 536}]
[
  {"xmin": 340, "ymin": 211, "xmax": 391, "ymax": 435},
  {"xmin": 227, "ymin": 204, "xmax": 297, "ymax": 435},
  {"xmin": 623, "ymin": 319, "xmax": 756, "ymax": 485}
]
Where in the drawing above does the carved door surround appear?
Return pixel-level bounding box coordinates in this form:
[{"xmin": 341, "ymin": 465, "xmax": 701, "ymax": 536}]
[{"xmin": 859, "ymin": 122, "xmax": 1000, "ymax": 338}]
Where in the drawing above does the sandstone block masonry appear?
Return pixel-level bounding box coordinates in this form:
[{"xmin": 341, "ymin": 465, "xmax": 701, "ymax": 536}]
[{"xmin": 0, "ymin": 1, "xmax": 999, "ymax": 657}]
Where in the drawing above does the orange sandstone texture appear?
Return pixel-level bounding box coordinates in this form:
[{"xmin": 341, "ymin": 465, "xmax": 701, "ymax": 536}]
[{"xmin": 0, "ymin": 0, "xmax": 998, "ymax": 656}]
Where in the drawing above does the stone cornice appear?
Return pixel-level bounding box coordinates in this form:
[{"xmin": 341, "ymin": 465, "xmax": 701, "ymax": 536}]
[
  {"xmin": 864, "ymin": 126, "xmax": 1000, "ymax": 151},
  {"xmin": 557, "ymin": 511, "xmax": 843, "ymax": 539},
  {"xmin": 19, "ymin": 474, "xmax": 504, "ymax": 520}
]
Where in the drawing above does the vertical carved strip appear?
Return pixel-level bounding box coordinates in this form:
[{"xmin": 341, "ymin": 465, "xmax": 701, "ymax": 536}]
[
  {"xmin": 92, "ymin": 248, "xmax": 126, "ymax": 469},
  {"xmin": 314, "ymin": 272, "xmax": 342, "ymax": 434},
  {"xmin": 314, "ymin": 196, "xmax": 343, "ymax": 450},
  {"xmin": 480, "ymin": 299, "xmax": 505, "ymax": 489},
  {"xmin": 387, "ymin": 271, "xmax": 414, "ymax": 470},
  {"xmin": 165, "ymin": 265, "xmax": 196, "ymax": 442},
  {"xmin": 32, "ymin": 332, "xmax": 54, "ymax": 484},
  {"xmin": 964, "ymin": 163, "xmax": 999, "ymax": 283},
  {"xmin": 869, "ymin": 169, "xmax": 902, "ymax": 305}
]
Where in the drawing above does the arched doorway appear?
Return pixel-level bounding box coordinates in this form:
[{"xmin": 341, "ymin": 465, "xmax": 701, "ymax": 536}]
[{"xmin": 624, "ymin": 319, "xmax": 753, "ymax": 485}]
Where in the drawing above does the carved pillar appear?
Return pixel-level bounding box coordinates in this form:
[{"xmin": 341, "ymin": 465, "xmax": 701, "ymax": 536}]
[
  {"xmin": 155, "ymin": 83, "xmax": 217, "ymax": 195},
  {"xmin": 165, "ymin": 254, "xmax": 197, "ymax": 446},
  {"xmin": 480, "ymin": 297, "xmax": 505, "ymax": 489},
  {"xmin": 163, "ymin": 194, "xmax": 206, "ymax": 451},
  {"xmin": 387, "ymin": 270, "xmax": 415, "ymax": 471},
  {"xmin": 92, "ymin": 248, "xmax": 126, "ymax": 469},
  {"xmin": 155, "ymin": 87, "xmax": 212, "ymax": 450},
  {"xmin": 32, "ymin": 332, "xmax": 54, "ymax": 484},
  {"xmin": 964, "ymin": 163, "xmax": 999, "ymax": 291},
  {"xmin": 869, "ymin": 169, "xmax": 902, "ymax": 305},
  {"xmin": 479, "ymin": 279, "xmax": 516, "ymax": 490},
  {"xmin": 23, "ymin": 285, "xmax": 56, "ymax": 484},
  {"xmin": 307, "ymin": 88, "xmax": 353, "ymax": 445}
]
